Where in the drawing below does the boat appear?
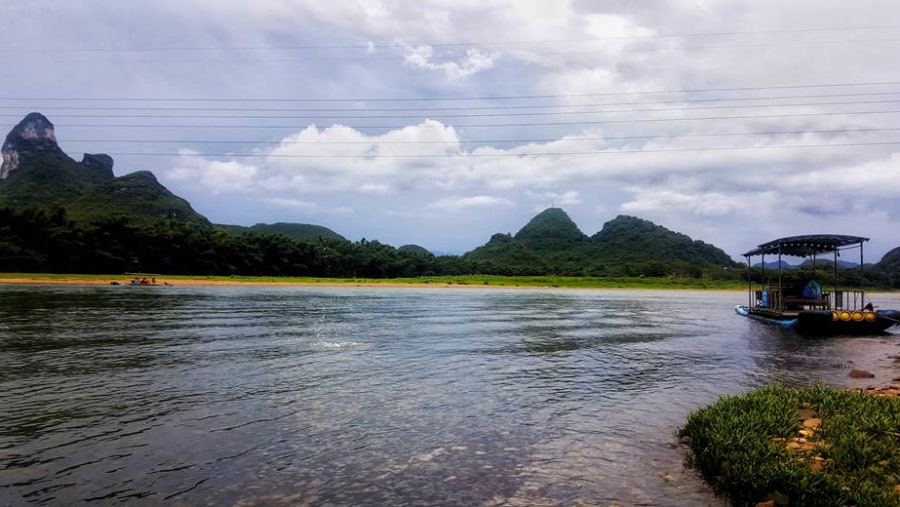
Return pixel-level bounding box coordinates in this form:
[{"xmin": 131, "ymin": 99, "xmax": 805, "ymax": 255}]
[
  {"xmin": 110, "ymin": 273, "xmax": 171, "ymax": 287},
  {"xmin": 735, "ymin": 234, "xmax": 900, "ymax": 335}
]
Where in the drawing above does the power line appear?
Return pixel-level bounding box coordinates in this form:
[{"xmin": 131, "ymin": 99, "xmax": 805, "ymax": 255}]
[
  {"xmin": 99, "ymin": 141, "xmax": 900, "ymax": 159},
  {"xmin": 58, "ymin": 128, "xmax": 900, "ymax": 146},
  {"xmin": 4, "ymin": 80, "xmax": 900, "ymax": 103},
  {"xmin": 7, "ymin": 99, "xmax": 898, "ymax": 121},
  {"xmin": 5, "ymin": 91, "xmax": 899, "ymax": 113},
  {"xmin": 47, "ymin": 108, "xmax": 900, "ymax": 130}
]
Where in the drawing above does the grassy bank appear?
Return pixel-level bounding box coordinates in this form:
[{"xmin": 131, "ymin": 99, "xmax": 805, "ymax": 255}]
[
  {"xmin": 365, "ymin": 274, "xmax": 743, "ymax": 289},
  {"xmin": 0, "ymin": 272, "xmax": 745, "ymax": 290},
  {"xmin": 679, "ymin": 384, "xmax": 900, "ymax": 506}
]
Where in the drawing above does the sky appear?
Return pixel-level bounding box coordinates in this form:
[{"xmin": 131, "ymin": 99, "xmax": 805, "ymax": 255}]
[{"xmin": 2, "ymin": 0, "xmax": 899, "ymax": 261}]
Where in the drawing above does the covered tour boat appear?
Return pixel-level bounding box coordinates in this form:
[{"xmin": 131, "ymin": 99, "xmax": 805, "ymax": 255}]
[{"xmin": 736, "ymin": 234, "xmax": 900, "ymax": 335}]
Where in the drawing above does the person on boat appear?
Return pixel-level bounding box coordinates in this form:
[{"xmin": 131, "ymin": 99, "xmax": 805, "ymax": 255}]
[
  {"xmin": 802, "ymin": 280, "xmax": 822, "ymax": 299},
  {"xmin": 140, "ymin": 277, "xmax": 149, "ymax": 285},
  {"xmin": 151, "ymin": 277, "xmax": 157, "ymax": 285}
]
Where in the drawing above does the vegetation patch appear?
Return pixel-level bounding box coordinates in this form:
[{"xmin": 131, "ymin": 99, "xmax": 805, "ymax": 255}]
[
  {"xmin": 0, "ymin": 272, "xmax": 748, "ymax": 289},
  {"xmin": 388, "ymin": 275, "xmax": 744, "ymax": 289},
  {"xmin": 679, "ymin": 384, "xmax": 900, "ymax": 506}
]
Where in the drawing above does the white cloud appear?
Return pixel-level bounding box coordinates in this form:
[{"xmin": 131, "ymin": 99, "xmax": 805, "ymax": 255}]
[
  {"xmin": 167, "ymin": 153, "xmax": 258, "ymax": 194},
  {"xmin": 428, "ymin": 195, "xmax": 514, "ymax": 212},
  {"xmin": 263, "ymin": 197, "xmax": 353, "ymax": 215},
  {"xmin": 169, "ymin": 122, "xmax": 900, "ymax": 224},
  {"xmin": 526, "ymin": 190, "xmax": 582, "ymax": 208},
  {"xmin": 192, "ymin": 120, "xmax": 469, "ymax": 195},
  {"xmin": 621, "ymin": 188, "xmax": 766, "ymax": 217},
  {"xmin": 402, "ymin": 45, "xmax": 497, "ymax": 79}
]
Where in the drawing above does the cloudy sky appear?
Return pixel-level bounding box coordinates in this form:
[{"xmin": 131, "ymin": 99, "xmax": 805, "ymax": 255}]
[{"xmin": 2, "ymin": 0, "xmax": 900, "ymax": 260}]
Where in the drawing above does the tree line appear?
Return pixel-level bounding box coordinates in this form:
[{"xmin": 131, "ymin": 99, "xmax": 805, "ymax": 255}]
[
  {"xmin": 0, "ymin": 205, "xmax": 467, "ymax": 277},
  {"xmin": 1, "ymin": 204, "xmax": 897, "ymax": 286}
]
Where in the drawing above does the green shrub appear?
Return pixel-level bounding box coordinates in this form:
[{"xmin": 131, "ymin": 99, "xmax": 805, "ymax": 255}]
[{"xmin": 679, "ymin": 384, "xmax": 900, "ymax": 506}]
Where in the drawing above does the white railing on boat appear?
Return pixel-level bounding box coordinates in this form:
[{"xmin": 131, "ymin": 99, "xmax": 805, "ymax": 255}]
[
  {"xmin": 752, "ymin": 289, "xmax": 867, "ymax": 312},
  {"xmin": 830, "ymin": 290, "xmax": 866, "ymax": 310}
]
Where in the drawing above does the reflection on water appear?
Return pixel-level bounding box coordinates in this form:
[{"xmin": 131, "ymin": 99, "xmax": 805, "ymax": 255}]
[{"xmin": 1, "ymin": 286, "xmax": 897, "ymax": 505}]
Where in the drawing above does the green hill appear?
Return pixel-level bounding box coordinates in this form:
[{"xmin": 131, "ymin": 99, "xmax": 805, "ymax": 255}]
[
  {"xmin": 464, "ymin": 232, "xmax": 551, "ymax": 275},
  {"xmin": 398, "ymin": 244, "xmax": 433, "ymax": 256},
  {"xmin": 876, "ymin": 247, "xmax": 900, "ymax": 285},
  {"xmin": 590, "ymin": 215, "xmax": 736, "ymax": 267},
  {"xmin": 217, "ymin": 222, "xmax": 345, "ymax": 241},
  {"xmin": 464, "ymin": 209, "xmax": 739, "ymax": 277},
  {"xmin": 70, "ymin": 171, "xmax": 210, "ymax": 226},
  {"xmin": 878, "ymin": 247, "xmax": 900, "ymax": 270},
  {"xmin": 465, "ymin": 208, "xmax": 592, "ymax": 274},
  {"xmin": 0, "ymin": 113, "xmax": 209, "ymax": 227},
  {"xmin": 0, "ymin": 148, "xmax": 92, "ymax": 207},
  {"xmin": 514, "ymin": 208, "xmax": 590, "ymax": 250}
]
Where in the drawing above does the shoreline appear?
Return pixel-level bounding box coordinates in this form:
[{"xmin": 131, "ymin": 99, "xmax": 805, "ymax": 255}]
[
  {"xmin": 0, "ymin": 276, "xmax": 472, "ymax": 289},
  {"xmin": 0, "ymin": 276, "xmax": 601, "ymax": 290},
  {"xmin": 0, "ymin": 274, "xmax": 747, "ymax": 290}
]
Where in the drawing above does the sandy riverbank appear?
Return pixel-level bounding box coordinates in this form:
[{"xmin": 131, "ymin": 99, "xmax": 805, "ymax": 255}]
[
  {"xmin": 2, "ymin": 274, "xmax": 728, "ymax": 289},
  {"xmin": 0, "ymin": 277, "xmax": 464, "ymax": 288},
  {"xmin": 0, "ymin": 276, "xmax": 520, "ymax": 289}
]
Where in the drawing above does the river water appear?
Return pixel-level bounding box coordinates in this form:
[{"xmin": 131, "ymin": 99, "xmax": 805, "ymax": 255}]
[{"xmin": 1, "ymin": 286, "xmax": 899, "ymax": 506}]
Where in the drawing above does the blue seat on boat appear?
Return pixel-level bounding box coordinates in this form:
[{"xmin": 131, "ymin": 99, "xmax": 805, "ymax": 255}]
[{"xmin": 802, "ymin": 280, "xmax": 822, "ymax": 299}]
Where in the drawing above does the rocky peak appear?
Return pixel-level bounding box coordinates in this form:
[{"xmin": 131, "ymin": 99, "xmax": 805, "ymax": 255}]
[
  {"xmin": 1, "ymin": 112, "xmax": 61, "ymax": 179},
  {"xmin": 80, "ymin": 153, "xmax": 115, "ymax": 181},
  {"xmin": 514, "ymin": 207, "xmax": 588, "ymax": 244}
]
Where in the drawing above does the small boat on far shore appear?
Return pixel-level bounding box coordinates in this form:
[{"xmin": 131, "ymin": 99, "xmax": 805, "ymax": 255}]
[
  {"xmin": 110, "ymin": 273, "xmax": 171, "ymax": 287},
  {"xmin": 736, "ymin": 234, "xmax": 900, "ymax": 336}
]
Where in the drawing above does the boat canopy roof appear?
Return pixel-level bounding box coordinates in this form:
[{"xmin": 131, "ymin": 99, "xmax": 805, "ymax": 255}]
[{"xmin": 742, "ymin": 234, "xmax": 869, "ymax": 258}]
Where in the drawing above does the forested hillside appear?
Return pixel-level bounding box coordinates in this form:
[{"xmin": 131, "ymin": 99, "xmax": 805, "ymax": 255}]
[
  {"xmin": 2, "ymin": 112, "xmax": 899, "ymax": 285},
  {"xmin": 464, "ymin": 209, "xmax": 740, "ymax": 277},
  {"xmin": 0, "ymin": 205, "xmax": 460, "ymax": 277},
  {"xmin": 1, "ymin": 114, "xmax": 209, "ymax": 226},
  {"xmin": 217, "ymin": 222, "xmax": 346, "ymax": 242}
]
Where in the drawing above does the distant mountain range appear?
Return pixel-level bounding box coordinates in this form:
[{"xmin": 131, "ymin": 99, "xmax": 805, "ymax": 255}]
[
  {"xmin": 1, "ymin": 113, "xmax": 209, "ymax": 226},
  {"xmin": 2, "ymin": 112, "xmax": 899, "ymax": 280},
  {"xmin": 217, "ymin": 222, "xmax": 346, "ymax": 242},
  {"xmin": 875, "ymin": 246, "xmax": 900, "ymax": 274},
  {"xmin": 463, "ymin": 208, "xmax": 739, "ymax": 275},
  {"xmin": 0, "ymin": 113, "xmax": 344, "ymax": 240}
]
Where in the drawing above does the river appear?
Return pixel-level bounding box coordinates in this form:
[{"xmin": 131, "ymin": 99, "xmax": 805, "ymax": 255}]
[{"xmin": 1, "ymin": 285, "xmax": 898, "ymax": 506}]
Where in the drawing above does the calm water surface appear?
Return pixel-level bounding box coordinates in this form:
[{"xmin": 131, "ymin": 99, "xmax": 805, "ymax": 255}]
[{"xmin": 1, "ymin": 286, "xmax": 899, "ymax": 506}]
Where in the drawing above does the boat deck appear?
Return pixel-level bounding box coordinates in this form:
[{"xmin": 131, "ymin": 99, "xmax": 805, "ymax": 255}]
[
  {"xmin": 751, "ymin": 289, "xmax": 867, "ymax": 314},
  {"xmin": 738, "ymin": 234, "xmax": 899, "ymax": 335}
]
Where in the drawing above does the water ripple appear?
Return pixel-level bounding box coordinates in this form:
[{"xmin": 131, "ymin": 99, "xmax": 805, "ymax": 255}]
[{"xmin": 3, "ymin": 286, "xmax": 898, "ymax": 505}]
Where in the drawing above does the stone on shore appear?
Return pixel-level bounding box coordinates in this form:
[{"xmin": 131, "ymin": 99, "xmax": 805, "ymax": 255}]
[{"xmin": 801, "ymin": 418, "xmax": 821, "ymax": 429}]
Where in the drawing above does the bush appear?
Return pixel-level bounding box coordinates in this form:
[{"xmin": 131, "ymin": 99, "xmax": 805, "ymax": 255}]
[{"xmin": 679, "ymin": 384, "xmax": 900, "ymax": 506}]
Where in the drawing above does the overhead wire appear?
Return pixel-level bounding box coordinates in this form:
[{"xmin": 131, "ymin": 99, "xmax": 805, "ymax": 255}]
[
  {"xmin": 2, "ymin": 24, "xmax": 897, "ymax": 53},
  {"xmin": 3, "ymin": 90, "xmax": 900, "ymax": 113},
  {"xmin": 96, "ymin": 141, "xmax": 900, "ymax": 159},
  {"xmin": 4, "ymin": 80, "xmax": 900, "ymax": 102},
  {"xmin": 4, "ymin": 76, "xmax": 899, "ymax": 162},
  {"xmin": 40, "ymin": 108, "xmax": 900, "ymax": 130},
  {"xmin": 51, "ymin": 127, "xmax": 900, "ymax": 146},
  {"xmin": 5, "ymin": 98, "xmax": 899, "ymax": 121}
]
